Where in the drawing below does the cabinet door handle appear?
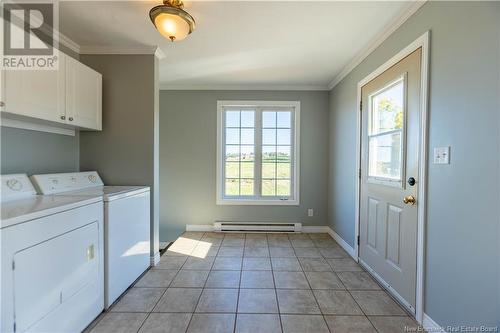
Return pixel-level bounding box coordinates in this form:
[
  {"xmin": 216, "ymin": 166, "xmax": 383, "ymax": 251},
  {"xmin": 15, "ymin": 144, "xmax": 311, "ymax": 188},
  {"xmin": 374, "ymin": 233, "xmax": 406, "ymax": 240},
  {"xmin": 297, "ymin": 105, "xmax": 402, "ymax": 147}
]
[
  {"xmin": 60, "ymin": 115, "xmax": 66, "ymax": 120},
  {"xmin": 68, "ymin": 117, "xmax": 74, "ymax": 121}
]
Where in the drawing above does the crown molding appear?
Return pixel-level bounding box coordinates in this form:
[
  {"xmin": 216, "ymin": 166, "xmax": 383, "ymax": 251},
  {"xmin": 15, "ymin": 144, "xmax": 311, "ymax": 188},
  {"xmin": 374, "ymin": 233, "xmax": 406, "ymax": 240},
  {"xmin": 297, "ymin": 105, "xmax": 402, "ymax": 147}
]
[
  {"xmin": 154, "ymin": 47, "xmax": 166, "ymax": 60},
  {"xmin": 159, "ymin": 83, "xmax": 330, "ymax": 91},
  {"xmin": 327, "ymin": 0, "xmax": 427, "ymax": 90},
  {"xmin": 56, "ymin": 32, "xmax": 81, "ymax": 54}
]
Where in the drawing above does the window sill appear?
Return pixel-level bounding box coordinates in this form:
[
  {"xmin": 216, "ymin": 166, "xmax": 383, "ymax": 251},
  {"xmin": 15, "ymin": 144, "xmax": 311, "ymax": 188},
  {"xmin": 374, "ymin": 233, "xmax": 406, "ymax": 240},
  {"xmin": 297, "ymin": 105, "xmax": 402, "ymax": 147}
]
[{"xmin": 216, "ymin": 199, "xmax": 300, "ymax": 206}]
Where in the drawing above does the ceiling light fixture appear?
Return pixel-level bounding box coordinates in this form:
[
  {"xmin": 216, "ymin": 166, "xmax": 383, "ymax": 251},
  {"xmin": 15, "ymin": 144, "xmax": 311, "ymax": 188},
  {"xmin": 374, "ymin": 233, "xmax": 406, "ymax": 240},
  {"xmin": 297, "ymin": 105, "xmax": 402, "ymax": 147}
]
[{"xmin": 149, "ymin": 0, "xmax": 195, "ymax": 42}]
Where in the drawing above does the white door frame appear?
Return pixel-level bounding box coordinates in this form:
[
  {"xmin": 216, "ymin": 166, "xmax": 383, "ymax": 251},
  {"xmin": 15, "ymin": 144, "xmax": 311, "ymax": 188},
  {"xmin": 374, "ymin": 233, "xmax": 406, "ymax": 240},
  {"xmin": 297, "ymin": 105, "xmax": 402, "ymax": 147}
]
[{"xmin": 354, "ymin": 31, "xmax": 430, "ymax": 324}]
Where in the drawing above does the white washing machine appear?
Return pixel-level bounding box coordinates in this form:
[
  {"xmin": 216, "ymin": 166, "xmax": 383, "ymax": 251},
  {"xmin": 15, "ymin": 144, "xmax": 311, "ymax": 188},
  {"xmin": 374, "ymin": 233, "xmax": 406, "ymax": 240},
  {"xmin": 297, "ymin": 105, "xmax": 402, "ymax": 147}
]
[
  {"xmin": 31, "ymin": 171, "xmax": 151, "ymax": 308},
  {"xmin": 1, "ymin": 174, "xmax": 104, "ymax": 333}
]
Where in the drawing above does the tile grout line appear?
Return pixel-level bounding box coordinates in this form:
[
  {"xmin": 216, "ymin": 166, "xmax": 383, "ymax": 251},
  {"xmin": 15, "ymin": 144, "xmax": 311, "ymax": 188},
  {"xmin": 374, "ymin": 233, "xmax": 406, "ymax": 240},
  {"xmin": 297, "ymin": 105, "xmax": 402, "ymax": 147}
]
[
  {"xmin": 269, "ymin": 234, "xmax": 285, "ymax": 333},
  {"xmin": 135, "ymin": 254, "xmax": 184, "ymax": 333},
  {"xmin": 179, "ymin": 231, "xmax": 206, "ymax": 333},
  {"xmin": 304, "ymin": 233, "xmax": 333, "ymax": 333},
  {"xmin": 183, "ymin": 232, "xmax": 221, "ymax": 333},
  {"xmin": 232, "ymin": 235, "xmax": 246, "ymax": 333},
  {"xmin": 103, "ymin": 232, "xmax": 378, "ymax": 333}
]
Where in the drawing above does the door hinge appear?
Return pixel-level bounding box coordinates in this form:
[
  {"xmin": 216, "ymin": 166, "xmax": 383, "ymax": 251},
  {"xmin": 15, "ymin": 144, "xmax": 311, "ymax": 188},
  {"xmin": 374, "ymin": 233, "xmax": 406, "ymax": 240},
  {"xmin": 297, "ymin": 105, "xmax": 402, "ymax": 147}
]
[
  {"xmin": 359, "ymin": 100, "xmax": 362, "ymax": 111},
  {"xmin": 12, "ymin": 261, "xmax": 15, "ymax": 271},
  {"xmin": 14, "ymin": 322, "xmax": 16, "ymax": 332},
  {"xmin": 358, "ymin": 169, "xmax": 361, "ymax": 178},
  {"xmin": 357, "ymin": 235, "xmax": 360, "ymax": 246}
]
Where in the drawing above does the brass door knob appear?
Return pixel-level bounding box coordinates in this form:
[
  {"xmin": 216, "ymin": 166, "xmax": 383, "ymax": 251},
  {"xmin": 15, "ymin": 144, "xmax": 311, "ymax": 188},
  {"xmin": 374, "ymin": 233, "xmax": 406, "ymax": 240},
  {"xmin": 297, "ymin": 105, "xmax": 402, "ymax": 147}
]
[{"xmin": 403, "ymin": 195, "xmax": 416, "ymax": 205}]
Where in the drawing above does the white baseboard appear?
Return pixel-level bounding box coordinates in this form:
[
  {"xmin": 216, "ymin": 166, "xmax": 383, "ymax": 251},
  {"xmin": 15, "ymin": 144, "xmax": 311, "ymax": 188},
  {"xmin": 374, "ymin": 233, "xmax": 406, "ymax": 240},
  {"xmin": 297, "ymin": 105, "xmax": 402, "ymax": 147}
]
[
  {"xmin": 186, "ymin": 224, "xmax": 215, "ymax": 232},
  {"xmin": 185, "ymin": 224, "xmax": 356, "ymax": 260},
  {"xmin": 302, "ymin": 226, "xmax": 330, "ymax": 233},
  {"xmin": 326, "ymin": 227, "xmax": 357, "ymax": 260},
  {"xmin": 423, "ymin": 313, "xmax": 444, "ymax": 332},
  {"xmin": 159, "ymin": 241, "xmax": 170, "ymax": 249},
  {"xmin": 150, "ymin": 252, "xmax": 161, "ymax": 266},
  {"xmin": 187, "ymin": 224, "xmax": 331, "ymax": 233}
]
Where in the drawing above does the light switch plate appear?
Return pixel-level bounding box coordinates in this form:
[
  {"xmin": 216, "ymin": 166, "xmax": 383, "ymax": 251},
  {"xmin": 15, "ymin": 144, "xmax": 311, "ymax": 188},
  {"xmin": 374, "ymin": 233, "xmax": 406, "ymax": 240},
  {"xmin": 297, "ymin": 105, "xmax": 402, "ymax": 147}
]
[
  {"xmin": 307, "ymin": 209, "xmax": 314, "ymax": 217},
  {"xmin": 433, "ymin": 146, "xmax": 450, "ymax": 164}
]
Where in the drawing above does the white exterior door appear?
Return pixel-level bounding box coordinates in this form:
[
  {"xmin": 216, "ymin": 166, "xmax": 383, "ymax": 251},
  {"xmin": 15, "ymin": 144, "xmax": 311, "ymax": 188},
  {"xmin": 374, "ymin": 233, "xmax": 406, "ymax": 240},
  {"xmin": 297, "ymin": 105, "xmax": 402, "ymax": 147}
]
[{"xmin": 359, "ymin": 48, "xmax": 421, "ymax": 312}]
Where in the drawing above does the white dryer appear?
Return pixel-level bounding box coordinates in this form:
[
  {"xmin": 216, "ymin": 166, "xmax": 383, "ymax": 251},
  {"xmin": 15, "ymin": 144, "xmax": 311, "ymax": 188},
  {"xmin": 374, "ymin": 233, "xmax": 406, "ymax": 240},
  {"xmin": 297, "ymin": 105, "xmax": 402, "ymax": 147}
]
[
  {"xmin": 1, "ymin": 174, "xmax": 104, "ymax": 333},
  {"xmin": 31, "ymin": 172, "xmax": 151, "ymax": 308}
]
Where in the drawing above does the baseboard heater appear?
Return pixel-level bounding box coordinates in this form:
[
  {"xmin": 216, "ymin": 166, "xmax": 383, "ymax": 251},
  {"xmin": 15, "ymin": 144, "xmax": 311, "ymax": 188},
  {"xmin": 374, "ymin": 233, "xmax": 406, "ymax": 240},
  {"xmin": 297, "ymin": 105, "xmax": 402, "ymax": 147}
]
[{"xmin": 214, "ymin": 221, "xmax": 302, "ymax": 233}]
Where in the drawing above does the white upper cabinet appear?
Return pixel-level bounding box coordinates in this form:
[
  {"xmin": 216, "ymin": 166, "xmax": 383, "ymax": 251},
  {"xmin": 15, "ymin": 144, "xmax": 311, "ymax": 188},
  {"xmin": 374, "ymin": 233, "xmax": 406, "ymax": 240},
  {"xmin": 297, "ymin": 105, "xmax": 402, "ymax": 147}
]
[
  {"xmin": 1, "ymin": 55, "xmax": 66, "ymax": 124},
  {"xmin": 0, "ymin": 52, "xmax": 102, "ymax": 131},
  {"xmin": 66, "ymin": 56, "xmax": 102, "ymax": 130}
]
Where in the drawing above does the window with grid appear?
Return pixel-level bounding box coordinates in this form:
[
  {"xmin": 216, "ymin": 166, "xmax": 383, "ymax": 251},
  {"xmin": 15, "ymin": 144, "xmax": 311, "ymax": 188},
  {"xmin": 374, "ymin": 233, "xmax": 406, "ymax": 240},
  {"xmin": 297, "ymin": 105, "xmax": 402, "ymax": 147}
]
[{"xmin": 217, "ymin": 101, "xmax": 300, "ymax": 205}]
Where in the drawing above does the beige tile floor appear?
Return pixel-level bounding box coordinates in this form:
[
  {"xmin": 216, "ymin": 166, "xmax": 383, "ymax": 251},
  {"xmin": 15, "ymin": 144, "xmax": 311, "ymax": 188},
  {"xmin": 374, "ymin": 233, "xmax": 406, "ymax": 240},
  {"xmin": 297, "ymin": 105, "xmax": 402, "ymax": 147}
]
[{"xmin": 86, "ymin": 232, "xmax": 421, "ymax": 333}]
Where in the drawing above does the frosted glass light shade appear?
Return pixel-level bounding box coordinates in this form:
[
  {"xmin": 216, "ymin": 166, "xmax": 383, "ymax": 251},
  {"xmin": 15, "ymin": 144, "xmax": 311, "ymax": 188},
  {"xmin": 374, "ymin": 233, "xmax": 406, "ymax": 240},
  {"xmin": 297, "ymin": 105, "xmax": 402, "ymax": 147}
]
[
  {"xmin": 150, "ymin": 3, "xmax": 195, "ymax": 42},
  {"xmin": 154, "ymin": 13, "xmax": 190, "ymax": 41}
]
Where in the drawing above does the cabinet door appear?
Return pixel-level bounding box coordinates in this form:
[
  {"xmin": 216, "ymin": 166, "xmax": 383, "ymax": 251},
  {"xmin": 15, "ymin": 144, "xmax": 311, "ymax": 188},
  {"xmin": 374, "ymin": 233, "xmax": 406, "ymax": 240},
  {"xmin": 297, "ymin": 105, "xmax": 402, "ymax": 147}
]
[
  {"xmin": 1, "ymin": 55, "xmax": 66, "ymax": 123},
  {"xmin": 66, "ymin": 56, "xmax": 102, "ymax": 130}
]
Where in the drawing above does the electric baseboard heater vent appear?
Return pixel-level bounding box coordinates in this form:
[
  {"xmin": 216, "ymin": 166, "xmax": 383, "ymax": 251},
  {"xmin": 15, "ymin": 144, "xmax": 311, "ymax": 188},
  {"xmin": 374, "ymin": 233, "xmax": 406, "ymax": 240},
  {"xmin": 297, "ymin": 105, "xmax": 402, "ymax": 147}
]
[{"xmin": 214, "ymin": 222, "xmax": 302, "ymax": 233}]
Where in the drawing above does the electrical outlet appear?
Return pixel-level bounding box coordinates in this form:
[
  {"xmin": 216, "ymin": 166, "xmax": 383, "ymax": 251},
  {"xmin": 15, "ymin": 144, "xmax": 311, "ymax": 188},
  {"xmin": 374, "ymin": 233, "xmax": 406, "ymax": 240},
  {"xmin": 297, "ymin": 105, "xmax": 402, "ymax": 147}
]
[
  {"xmin": 307, "ymin": 209, "xmax": 314, "ymax": 217},
  {"xmin": 433, "ymin": 146, "xmax": 450, "ymax": 164}
]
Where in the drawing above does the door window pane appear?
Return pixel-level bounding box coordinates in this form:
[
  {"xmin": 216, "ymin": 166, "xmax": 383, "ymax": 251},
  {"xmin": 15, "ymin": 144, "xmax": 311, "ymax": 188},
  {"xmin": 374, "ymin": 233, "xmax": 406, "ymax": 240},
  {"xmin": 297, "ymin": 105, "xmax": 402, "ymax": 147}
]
[
  {"xmin": 370, "ymin": 78, "xmax": 404, "ymax": 135},
  {"xmin": 368, "ymin": 132, "xmax": 402, "ymax": 180},
  {"xmin": 368, "ymin": 77, "xmax": 405, "ymax": 182}
]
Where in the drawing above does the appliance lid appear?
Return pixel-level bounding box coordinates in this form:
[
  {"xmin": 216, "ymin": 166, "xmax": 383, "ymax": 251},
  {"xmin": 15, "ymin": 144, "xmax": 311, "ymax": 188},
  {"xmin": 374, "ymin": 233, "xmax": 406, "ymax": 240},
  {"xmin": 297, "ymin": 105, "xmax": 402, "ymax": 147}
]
[
  {"xmin": 56, "ymin": 186, "xmax": 150, "ymax": 201},
  {"xmin": 31, "ymin": 171, "xmax": 104, "ymax": 195},
  {"xmin": 1, "ymin": 195, "xmax": 102, "ymax": 229}
]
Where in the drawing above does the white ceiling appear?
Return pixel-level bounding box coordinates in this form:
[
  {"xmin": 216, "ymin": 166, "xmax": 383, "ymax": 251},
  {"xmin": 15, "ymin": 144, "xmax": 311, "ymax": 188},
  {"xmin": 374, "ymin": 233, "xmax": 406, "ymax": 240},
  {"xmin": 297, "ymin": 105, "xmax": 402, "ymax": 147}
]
[{"xmin": 60, "ymin": 1, "xmax": 416, "ymax": 90}]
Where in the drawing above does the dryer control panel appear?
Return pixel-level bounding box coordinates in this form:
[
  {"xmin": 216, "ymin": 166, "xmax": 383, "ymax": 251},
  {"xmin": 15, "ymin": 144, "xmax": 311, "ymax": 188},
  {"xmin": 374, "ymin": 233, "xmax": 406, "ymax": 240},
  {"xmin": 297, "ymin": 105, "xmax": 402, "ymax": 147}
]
[{"xmin": 31, "ymin": 172, "xmax": 104, "ymax": 195}]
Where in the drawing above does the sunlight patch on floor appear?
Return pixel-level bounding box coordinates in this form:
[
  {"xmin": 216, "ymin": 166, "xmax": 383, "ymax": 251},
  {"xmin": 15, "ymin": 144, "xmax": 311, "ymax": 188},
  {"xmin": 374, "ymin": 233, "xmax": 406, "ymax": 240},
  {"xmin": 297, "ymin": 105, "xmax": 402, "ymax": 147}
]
[{"xmin": 164, "ymin": 236, "xmax": 213, "ymax": 258}]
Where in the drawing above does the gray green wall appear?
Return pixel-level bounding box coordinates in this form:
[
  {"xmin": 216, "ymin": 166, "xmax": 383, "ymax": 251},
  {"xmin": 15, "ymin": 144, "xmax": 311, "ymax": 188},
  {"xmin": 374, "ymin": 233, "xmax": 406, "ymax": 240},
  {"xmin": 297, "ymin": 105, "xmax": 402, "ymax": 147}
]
[
  {"xmin": 0, "ymin": 36, "xmax": 80, "ymax": 176},
  {"xmin": 79, "ymin": 54, "xmax": 160, "ymax": 258},
  {"xmin": 159, "ymin": 90, "xmax": 329, "ymax": 241},
  {"xmin": 328, "ymin": 1, "xmax": 499, "ymax": 328},
  {"xmin": 1, "ymin": 127, "xmax": 79, "ymax": 175}
]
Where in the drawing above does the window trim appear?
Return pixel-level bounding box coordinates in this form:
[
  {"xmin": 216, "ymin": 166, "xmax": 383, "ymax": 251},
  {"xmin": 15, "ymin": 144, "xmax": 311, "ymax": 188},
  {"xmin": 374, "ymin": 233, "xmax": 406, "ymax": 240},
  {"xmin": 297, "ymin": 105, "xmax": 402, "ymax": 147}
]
[{"xmin": 216, "ymin": 100, "xmax": 300, "ymax": 206}]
